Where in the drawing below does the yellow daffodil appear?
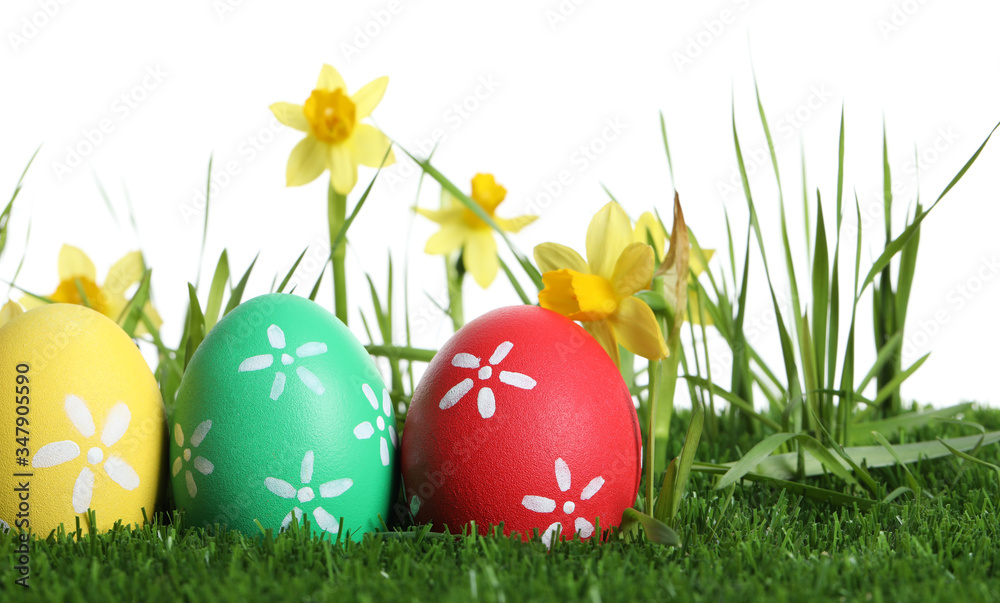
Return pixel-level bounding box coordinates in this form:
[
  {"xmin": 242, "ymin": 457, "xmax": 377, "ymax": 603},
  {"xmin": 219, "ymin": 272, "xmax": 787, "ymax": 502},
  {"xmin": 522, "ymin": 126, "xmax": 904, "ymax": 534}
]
[
  {"xmin": 270, "ymin": 65, "xmax": 395, "ymax": 195},
  {"xmin": 417, "ymin": 173, "xmax": 537, "ymax": 288},
  {"xmin": 20, "ymin": 245, "xmax": 162, "ymax": 335},
  {"xmin": 534, "ymin": 201, "xmax": 667, "ymax": 366},
  {"xmin": 633, "ymin": 211, "xmax": 715, "ymax": 325}
]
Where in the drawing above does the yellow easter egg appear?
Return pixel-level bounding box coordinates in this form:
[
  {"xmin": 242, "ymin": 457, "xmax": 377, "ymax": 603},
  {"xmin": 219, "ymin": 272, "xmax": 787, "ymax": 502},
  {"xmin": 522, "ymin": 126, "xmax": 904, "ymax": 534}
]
[{"xmin": 0, "ymin": 304, "xmax": 164, "ymax": 536}]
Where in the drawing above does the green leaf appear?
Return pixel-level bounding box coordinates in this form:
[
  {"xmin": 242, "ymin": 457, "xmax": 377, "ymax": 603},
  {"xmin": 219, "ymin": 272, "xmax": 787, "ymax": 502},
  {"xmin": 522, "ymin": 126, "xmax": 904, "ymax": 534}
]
[
  {"xmin": 670, "ymin": 402, "xmax": 704, "ymax": 519},
  {"xmin": 856, "ymin": 332, "xmax": 903, "ymax": 394},
  {"xmin": 184, "ymin": 283, "xmax": 206, "ymax": 369},
  {"xmin": 659, "ymin": 111, "xmax": 676, "ymax": 187},
  {"xmin": 195, "ymin": 155, "xmax": 214, "ymax": 288},
  {"xmin": 119, "ymin": 269, "xmax": 152, "ymax": 338},
  {"xmin": 653, "ymin": 458, "xmax": 677, "ymax": 522},
  {"xmin": 204, "ymin": 250, "xmax": 230, "ymax": 332},
  {"xmin": 849, "ymin": 403, "xmax": 973, "ymax": 443},
  {"xmin": 871, "ymin": 431, "xmax": 921, "ymax": 494},
  {"xmin": 621, "ymin": 509, "xmax": 681, "ymax": 547},
  {"xmin": 224, "ymin": 254, "xmax": 258, "ymax": 316},
  {"xmin": 747, "ymin": 431, "xmax": 1000, "ymax": 480},
  {"xmin": 715, "ymin": 432, "xmax": 857, "ymax": 490},
  {"xmin": 872, "ymin": 353, "xmax": 929, "ymax": 405},
  {"xmin": 277, "ymin": 247, "xmax": 309, "ymax": 294},
  {"xmin": 858, "ymin": 121, "xmax": 999, "ymax": 298},
  {"xmin": 937, "ymin": 437, "xmax": 1000, "ymax": 484},
  {"xmin": 694, "ymin": 463, "xmax": 878, "ymax": 510},
  {"xmin": 683, "ymin": 376, "xmax": 780, "ymax": 431}
]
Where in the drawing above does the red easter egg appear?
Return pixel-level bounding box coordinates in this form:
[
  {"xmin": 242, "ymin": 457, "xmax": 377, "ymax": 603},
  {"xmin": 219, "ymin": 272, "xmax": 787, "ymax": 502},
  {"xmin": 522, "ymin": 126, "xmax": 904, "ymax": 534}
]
[{"xmin": 401, "ymin": 305, "xmax": 642, "ymax": 546}]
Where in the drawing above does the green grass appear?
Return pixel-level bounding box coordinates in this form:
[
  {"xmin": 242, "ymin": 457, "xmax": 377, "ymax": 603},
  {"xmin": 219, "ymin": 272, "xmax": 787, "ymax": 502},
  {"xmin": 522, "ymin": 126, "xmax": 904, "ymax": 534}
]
[{"xmin": 4, "ymin": 407, "xmax": 1000, "ymax": 602}]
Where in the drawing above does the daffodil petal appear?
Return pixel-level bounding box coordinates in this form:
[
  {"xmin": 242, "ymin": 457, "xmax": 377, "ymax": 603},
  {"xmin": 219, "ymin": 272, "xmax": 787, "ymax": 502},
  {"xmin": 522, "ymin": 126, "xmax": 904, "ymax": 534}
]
[
  {"xmin": 494, "ymin": 215, "xmax": 538, "ymax": 234},
  {"xmin": 538, "ymin": 270, "xmax": 582, "ymax": 317},
  {"xmin": 269, "ymin": 102, "xmax": 309, "ymax": 132},
  {"xmin": 424, "ymin": 223, "xmax": 466, "ymax": 255},
  {"xmin": 584, "ymin": 319, "xmax": 620, "ymax": 367},
  {"xmin": 610, "ymin": 242, "xmax": 654, "ymax": 299},
  {"xmin": 690, "ymin": 248, "xmax": 715, "ymax": 277},
  {"xmin": 103, "ymin": 252, "xmax": 143, "ymax": 299},
  {"xmin": 352, "ymin": 76, "xmax": 388, "ymax": 119},
  {"xmin": 633, "ymin": 212, "xmax": 666, "ymax": 259},
  {"xmin": 687, "ymin": 289, "xmax": 712, "ymax": 326},
  {"xmin": 533, "ymin": 243, "xmax": 587, "ymax": 274},
  {"xmin": 415, "ymin": 207, "xmax": 463, "ymax": 225},
  {"xmin": 351, "ymin": 124, "xmax": 395, "ymax": 168},
  {"xmin": 105, "ymin": 294, "xmax": 127, "ymax": 324},
  {"xmin": 18, "ymin": 294, "xmax": 46, "ymax": 311},
  {"xmin": 586, "ymin": 202, "xmax": 634, "ymax": 280},
  {"xmin": 441, "ymin": 189, "xmax": 460, "ymax": 210},
  {"xmin": 316, "ymin": 64, "xmax": 347, "ymax": 92},
  {"xmin": 328, "ymin": 143, "xmax": 358, "ymax": 195},
  {"xmin": 609, "ymin": 296, "xmax": 668, "ymax": 361},
  {"xmin": 286, "ymin": 136, "xmax": 327, "ymax": 187},
  {"xmin": 58, "ymin": 245, "xmax": 97, "ymax": 282},
  {"xmin": 0, "ymin": 300, "xmax": 23, "ymax": 327},
  {"xmin": 464, "ymin": 231, "xmax": 499, "ymax": 288}
]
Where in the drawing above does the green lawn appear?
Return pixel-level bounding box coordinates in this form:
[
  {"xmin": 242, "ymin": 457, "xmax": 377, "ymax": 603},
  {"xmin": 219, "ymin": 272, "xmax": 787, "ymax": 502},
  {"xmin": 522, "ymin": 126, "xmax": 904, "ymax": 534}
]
[{"xmin": 3, "ymin": 408, "xmax": 999, "ymax": 602}]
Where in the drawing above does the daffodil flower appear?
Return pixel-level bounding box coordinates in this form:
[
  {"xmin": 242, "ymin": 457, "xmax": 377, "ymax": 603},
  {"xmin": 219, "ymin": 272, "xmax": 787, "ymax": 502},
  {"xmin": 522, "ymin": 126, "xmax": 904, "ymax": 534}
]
[
  {"xmin": 633, "ymin": 211, "xmax": 715, "ymax": 326},
  {"xmin": 534, "ymin": 202, "xmax": 668, "ymax": 366},
  {"xmin": 270, "ymin": 65, "xmax": 395, "ymax": 195},
  {"xmin": 417, "ymin": 173, "xmax": 537, "ymax": 288},
  {"xmin": 20, "ymin": 245, "xmax": 161, "ymax": 335}
]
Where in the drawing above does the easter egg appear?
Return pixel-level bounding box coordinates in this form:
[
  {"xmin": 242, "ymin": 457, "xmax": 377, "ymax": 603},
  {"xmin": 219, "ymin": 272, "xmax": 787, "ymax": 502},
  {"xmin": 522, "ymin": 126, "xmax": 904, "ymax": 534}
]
[
  {"xmin": 0, "ymin": 304, "xmax": 164, "ymax": 535},
  {"xmin": 401, "ymin": 305, "xmax": 641, "ymax": 546},
  {"xmin": 171, "ymin": 293, "xmax": 397, "ymax": 539}
]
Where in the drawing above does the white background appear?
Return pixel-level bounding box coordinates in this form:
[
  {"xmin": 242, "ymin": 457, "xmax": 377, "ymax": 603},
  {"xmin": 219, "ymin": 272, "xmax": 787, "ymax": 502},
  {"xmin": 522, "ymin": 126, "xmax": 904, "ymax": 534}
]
[{"xmin": 1, "ymin": 0, "xmax": 998, "ymax": 408}]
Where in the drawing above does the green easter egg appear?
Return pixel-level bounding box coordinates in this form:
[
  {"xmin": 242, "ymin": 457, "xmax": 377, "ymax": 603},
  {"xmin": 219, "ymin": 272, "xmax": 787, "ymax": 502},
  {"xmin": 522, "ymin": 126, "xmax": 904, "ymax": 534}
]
[{"xmin": 170, "ymin": 293, "xmax": 398, "ymax": 539}]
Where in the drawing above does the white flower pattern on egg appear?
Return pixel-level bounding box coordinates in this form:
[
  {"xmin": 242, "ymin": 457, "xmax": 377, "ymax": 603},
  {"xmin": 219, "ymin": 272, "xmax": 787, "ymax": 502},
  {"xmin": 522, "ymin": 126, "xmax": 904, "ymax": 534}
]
[
  {"xmin": 237, "ymin": 324, "xmax": 328, "ymax": 400},
  {"xmin": 171, "ymin": 420, "xmax": 214, "ymax": 498},
  {"xmin": 32, "ymin": 394, "xmax": 141, "ymax": 514},
  {"xmin": 354, "ymin": 385, "xmax": 397, "ymax": 467},
  {"xmin": 521, "ymin": 457, "xmax": 605, "ymax": 549},
  {"xmin": 264, "ymin": 451, "xmax": 353, "ymax": 535},
  {"xmin": 438, "ymin": 341, "xmax": 537, "ymax": 418}
]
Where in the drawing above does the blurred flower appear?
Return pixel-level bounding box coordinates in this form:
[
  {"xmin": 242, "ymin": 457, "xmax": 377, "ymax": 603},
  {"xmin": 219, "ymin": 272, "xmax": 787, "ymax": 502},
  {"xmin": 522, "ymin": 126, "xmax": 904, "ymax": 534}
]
[
  {"xmin": 534, "ymin": 202, "xmax": 667, "ymax": 366},
  {"xmin": 20, "ymin": 245, "xmax": 161, "ymax": 335},
  {"xmin": 417, "ymin": 173, "xmax": 537, "ymax": 288},
  {"xmin": 270, "ymin": 64, "xmax": 395, "ymax": 195},
  {"xmin": 0, "ymin": 300, "xmax": 22, "ymax": 328},
  {"xmin": 632, "ymin": 211, "xmax": 715, "ymax": 325}
]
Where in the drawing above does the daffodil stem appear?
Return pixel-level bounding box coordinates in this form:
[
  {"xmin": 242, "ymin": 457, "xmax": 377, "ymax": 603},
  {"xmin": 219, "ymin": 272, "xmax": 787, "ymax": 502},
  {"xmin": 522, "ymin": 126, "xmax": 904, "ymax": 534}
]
[
  {"xmin": 646, "ymin": 359, "xmax": 661, "ymax": 513},
  {"xmin": 328, "ymin": 186, "xmax": 349, "ymax": 325},
  {"xmin": 365, "ymin": 345, "xmax": 437, "ymax": 363},
  {"xmin": 445, "ymin": 255, "xmax": 465, "ymax": 331}
]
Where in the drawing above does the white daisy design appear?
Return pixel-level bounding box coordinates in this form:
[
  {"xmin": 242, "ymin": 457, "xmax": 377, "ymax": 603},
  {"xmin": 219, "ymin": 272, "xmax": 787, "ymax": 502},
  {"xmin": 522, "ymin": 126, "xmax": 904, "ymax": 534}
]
[
  {"xmin": 32, "ymin": 394, "xmax": 141, "ymax": 513},
  {"xmin": 237, "ymin": 324, "xmax": 328, "ymax": 401},
  {"xmin": 353, "ymin": 385, "xmax": 398, "ymax": 467},
  {"xmin": 172, "ymin": 420, "xmax": 214, "ymax": 498},
  {"xmin": 265, "ymin": 451, "xmax": 353, "ymax": 535},
  {"xmin": 521, "ymin": 457, "xmax": 605, "ymax": 549},
  {"xmin": 438, "ymin": 341, "xmax": 537, "ymax": 419}
]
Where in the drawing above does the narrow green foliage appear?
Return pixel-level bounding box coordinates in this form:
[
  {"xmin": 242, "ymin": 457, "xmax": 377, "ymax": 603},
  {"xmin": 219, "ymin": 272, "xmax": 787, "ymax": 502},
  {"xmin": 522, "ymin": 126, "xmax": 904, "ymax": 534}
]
[{"xmin": 204, "ymin": 250, "xmax": 230, "ymax": 332}]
